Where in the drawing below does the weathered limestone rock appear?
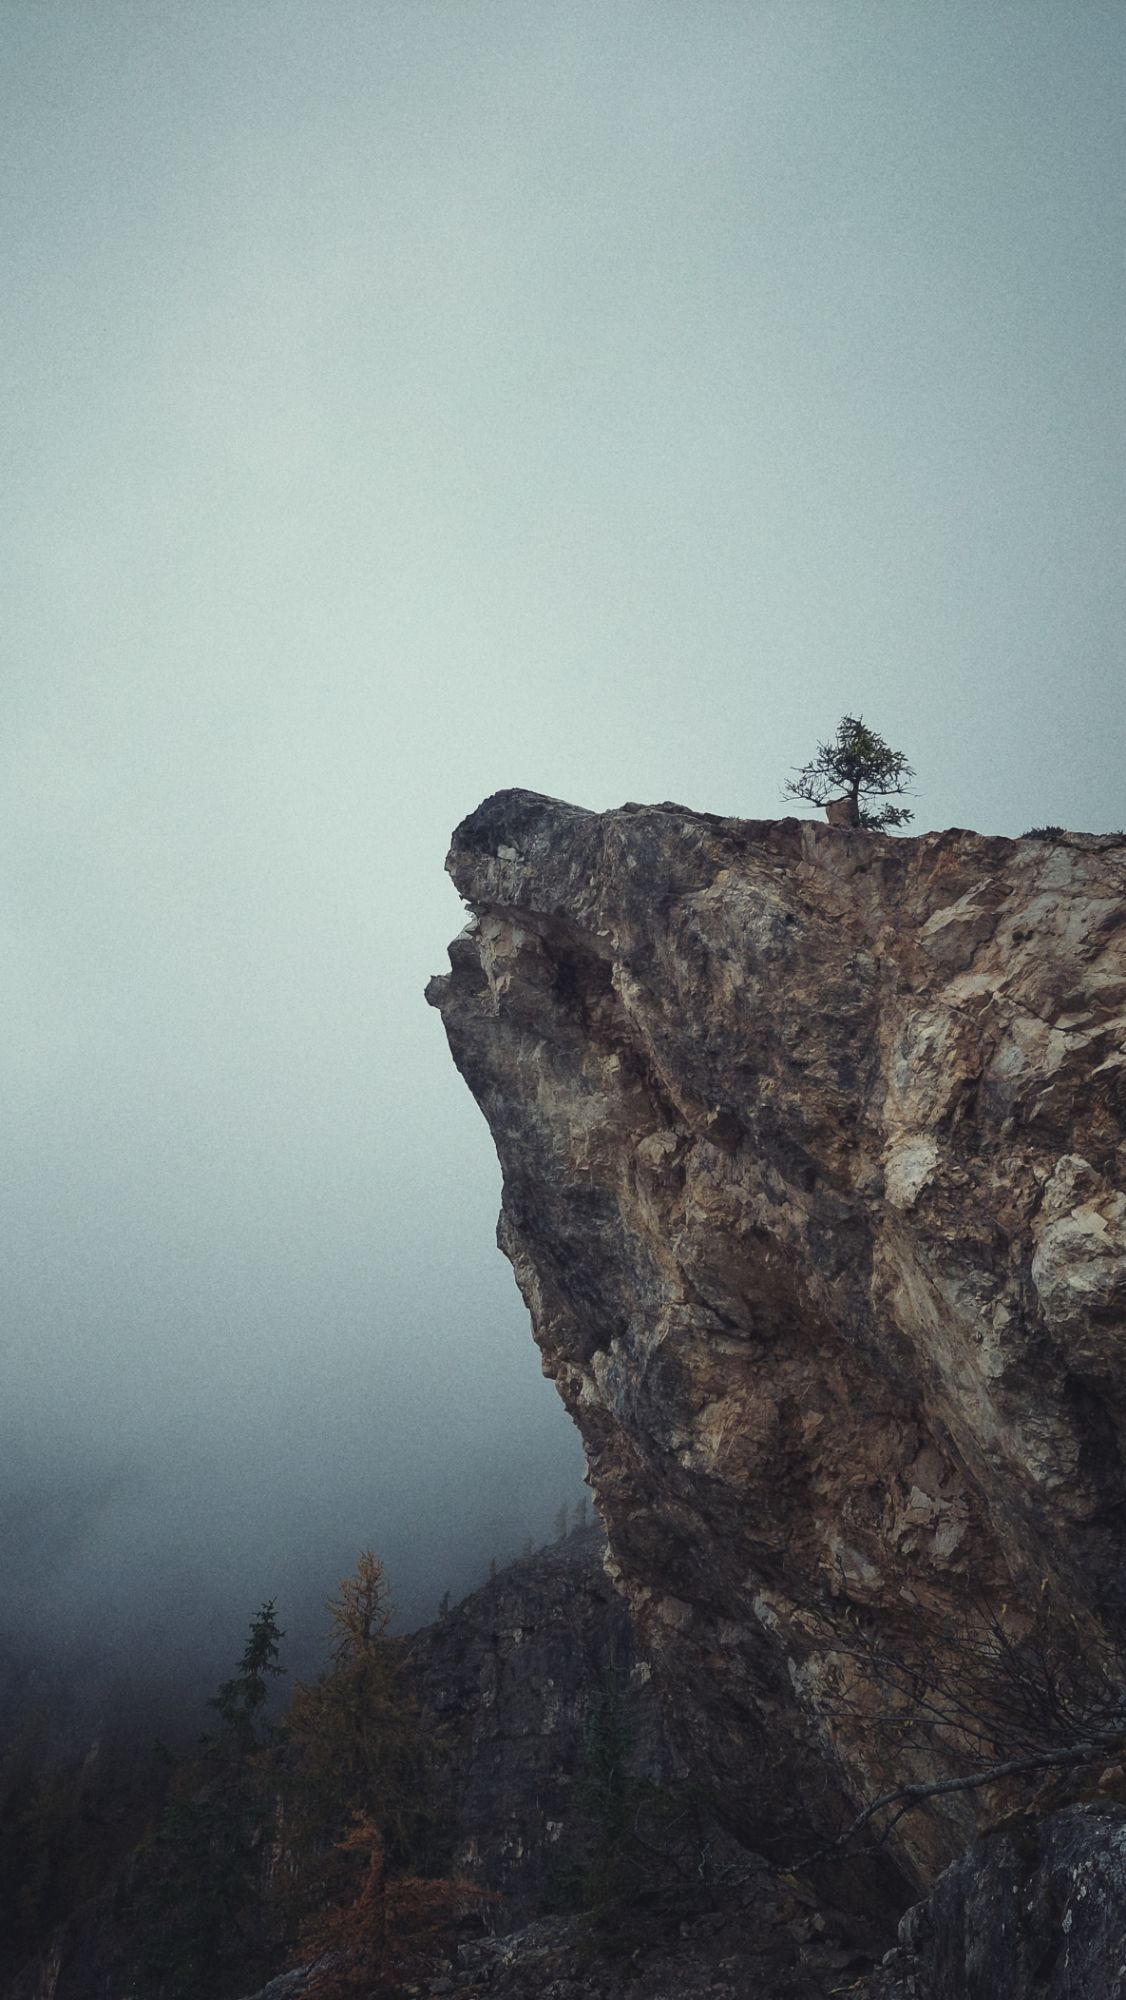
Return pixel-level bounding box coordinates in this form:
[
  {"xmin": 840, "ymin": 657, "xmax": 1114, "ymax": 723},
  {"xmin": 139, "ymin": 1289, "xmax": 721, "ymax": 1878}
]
[{"xmin": 428, "ymin": 792, "xmax": 1126, "ymax": 1885}]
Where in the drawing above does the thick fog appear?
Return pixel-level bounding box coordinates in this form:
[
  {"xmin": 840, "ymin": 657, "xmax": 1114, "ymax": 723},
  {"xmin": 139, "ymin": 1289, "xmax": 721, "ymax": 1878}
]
[{"xmin": 3, "ymin": 3, "xmax": 1124, "ymax": 1703}]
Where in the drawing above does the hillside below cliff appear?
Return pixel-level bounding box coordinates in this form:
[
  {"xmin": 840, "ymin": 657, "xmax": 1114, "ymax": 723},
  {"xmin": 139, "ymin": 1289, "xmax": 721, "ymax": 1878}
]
[
  {"xmin": 406, "ymin": 1527, "xmax": 652, "ymax": 1914},
  {"xmin": 428, "ymin": 791, "xmax": 1126, "ymax": 1890}
]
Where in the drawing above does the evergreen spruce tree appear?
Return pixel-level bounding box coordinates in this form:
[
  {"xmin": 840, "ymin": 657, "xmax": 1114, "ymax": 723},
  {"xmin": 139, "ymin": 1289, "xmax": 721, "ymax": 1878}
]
[
  {"xmin": 553, "ymin": 1678, "xmax": 710, "ymax": 1954},
  {"xmin": 0, "ymin": 1707, "xmax": 72, "ymax": 1964},
  {"xmin": 134, "ymin": 1601, "xmax": 285, "ymax": 1999},
  {"xmin": 784, "ymin": 715, "xmax": 915, "ymax": 828}
]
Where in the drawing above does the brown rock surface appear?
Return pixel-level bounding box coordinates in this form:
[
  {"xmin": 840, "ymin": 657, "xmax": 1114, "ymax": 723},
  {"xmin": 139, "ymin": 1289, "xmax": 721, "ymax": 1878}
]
[{"xmin": 427, "ymin": 792, "xmax": 1126, "ymax": 1885}]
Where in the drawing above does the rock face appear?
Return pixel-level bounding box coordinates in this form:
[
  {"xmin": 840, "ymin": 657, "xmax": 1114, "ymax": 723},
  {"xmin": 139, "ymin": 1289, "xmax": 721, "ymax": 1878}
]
[
  {"xmin": 428, "ymin": 792, "xmax": 1126, "ymax": 1885},
  {"xmin": 406, "ymin": 1529, "xmax": 659, "ymax": 1914},
  {"xmin": 874, "ymin": 1804, "xmax": 1126, "ymax": 1999}
]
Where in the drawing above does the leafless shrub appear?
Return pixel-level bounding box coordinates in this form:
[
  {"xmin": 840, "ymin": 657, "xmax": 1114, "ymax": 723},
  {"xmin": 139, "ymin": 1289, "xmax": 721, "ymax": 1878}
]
[{"xmin": 798, "ymin": 1586, "xmax": 1126, "ymax": 1854}]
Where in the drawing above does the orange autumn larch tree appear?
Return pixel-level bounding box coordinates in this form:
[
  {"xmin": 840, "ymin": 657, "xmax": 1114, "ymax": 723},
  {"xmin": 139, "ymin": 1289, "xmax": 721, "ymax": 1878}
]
[
  {"xmin": 297, "ymin": 1813, "xmax": 483, "ymax": 1999},
  {"xmin": 278, "ymin": 1551, "xmax": 435, "ymax": 1920}
]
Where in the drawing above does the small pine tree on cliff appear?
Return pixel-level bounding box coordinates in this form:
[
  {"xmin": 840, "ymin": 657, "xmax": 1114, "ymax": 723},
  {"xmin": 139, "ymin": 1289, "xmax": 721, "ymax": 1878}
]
[
  {"xmin": 135, "ymin": 1601, "xmax": 285, "ymax": 1999},
  {"xmin": 784, "ymin": 715, "xmax": 915, "ymax": 829}
]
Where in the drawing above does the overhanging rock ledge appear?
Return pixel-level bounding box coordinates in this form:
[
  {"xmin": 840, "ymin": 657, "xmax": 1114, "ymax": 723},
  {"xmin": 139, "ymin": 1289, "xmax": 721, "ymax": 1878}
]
[{"xmin": 427, "ymin": 789, "xmax": 1126, "ymax": 1885}]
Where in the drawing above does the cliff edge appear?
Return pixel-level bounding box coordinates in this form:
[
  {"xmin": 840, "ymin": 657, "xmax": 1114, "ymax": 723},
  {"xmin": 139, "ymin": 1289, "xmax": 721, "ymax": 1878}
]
[{"xmin": 428, "ymin": 791, "xmax": 1126, "ymax": 1885}]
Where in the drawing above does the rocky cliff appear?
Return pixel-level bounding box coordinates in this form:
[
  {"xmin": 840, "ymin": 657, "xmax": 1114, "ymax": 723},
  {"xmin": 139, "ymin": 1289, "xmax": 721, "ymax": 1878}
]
[
  {"xmin": 428, "ymin": 792, "xmax": 1126, "ymax": 1887},
  {"xmin": 406, "ymin": 1528, "xmax": 655, "ymax": 1913}
]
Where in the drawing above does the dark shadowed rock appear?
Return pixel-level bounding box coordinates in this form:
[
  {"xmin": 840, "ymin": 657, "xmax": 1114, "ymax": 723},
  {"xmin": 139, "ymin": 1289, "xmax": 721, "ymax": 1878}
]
[
  {"xmin": 871, "ymin": 1804, "xmax": 1126, "ymax": 1999},
  {"xmin": 405, "ymin": 1528, "xmax": 662, "ymax": 1914}
]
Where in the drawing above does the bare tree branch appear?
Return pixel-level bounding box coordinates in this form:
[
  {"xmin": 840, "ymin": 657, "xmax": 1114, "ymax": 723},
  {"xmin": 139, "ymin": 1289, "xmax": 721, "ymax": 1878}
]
[{"xmin": 834, "ymin": 1735, "xmax": 1124, "ymax": 1852}]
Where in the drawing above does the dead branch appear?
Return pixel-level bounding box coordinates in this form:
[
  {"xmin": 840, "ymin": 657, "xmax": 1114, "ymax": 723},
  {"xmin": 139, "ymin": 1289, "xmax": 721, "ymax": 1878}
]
[{"xmin": 835, "ymin": 1734, "xmax": 1124, "ymax": 1852}]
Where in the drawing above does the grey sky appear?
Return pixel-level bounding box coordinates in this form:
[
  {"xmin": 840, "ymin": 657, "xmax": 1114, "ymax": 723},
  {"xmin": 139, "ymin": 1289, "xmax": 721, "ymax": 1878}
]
[{"xmin": 2, "ymin": 3, "xmax": 1124, "ymax": 1676}]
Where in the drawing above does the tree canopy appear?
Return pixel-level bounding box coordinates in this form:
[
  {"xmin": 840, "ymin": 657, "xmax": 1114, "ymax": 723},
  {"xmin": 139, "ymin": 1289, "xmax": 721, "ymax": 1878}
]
[
  {"xmin": 784, "ymin": 715, "xmax": 915, "ymax": 829},
  {"xmin": 135, "ymin": 1602, "xmax": 285, "ymax": 2000}
]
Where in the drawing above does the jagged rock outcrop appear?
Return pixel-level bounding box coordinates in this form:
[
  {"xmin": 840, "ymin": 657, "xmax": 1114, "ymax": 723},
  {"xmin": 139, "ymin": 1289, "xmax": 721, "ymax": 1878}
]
[
  {"xmin": 872, "ymin": 1803, "xmax": 1126, "ymax": 1998},
  {"xmin": 446, "ymin": 1886, "xmax": 882, "ymax": 2000},
  {"xmin": 406, "ymin": 1528, "xmax": 659, "ymax": 1913},
  {"xmin": 428, "ymin": 792, "xmax": 1126, "ymax": 1888}
]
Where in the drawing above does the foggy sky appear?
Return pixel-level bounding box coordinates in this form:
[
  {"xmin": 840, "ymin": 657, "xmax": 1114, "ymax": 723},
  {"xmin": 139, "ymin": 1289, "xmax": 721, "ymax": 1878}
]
[{"xmin": 3, "ymin": 3, "xmax": 1124, "ymax": 1689}]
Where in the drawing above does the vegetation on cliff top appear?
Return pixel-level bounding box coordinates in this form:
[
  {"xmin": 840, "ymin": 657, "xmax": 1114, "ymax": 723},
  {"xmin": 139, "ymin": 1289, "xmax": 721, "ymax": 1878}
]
[{"xmin": 785, "ymin": 715, "xmax": 915, "ymax": 829}]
